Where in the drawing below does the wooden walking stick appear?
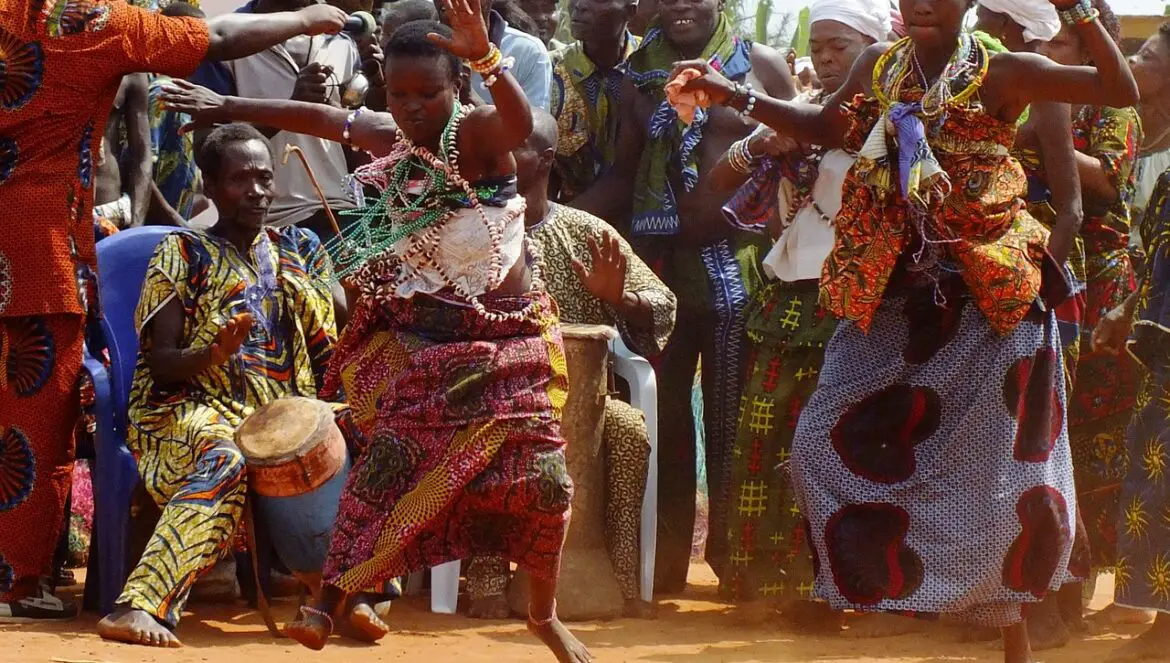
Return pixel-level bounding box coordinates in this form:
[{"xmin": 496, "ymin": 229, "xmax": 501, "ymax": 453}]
[
  {"xmin": 282, "ymin": 144, "xmax": 343, "ymax": 238},
  {"xmin": 281, "ymin": 144, "xmax": 362, "ymax": 307}
]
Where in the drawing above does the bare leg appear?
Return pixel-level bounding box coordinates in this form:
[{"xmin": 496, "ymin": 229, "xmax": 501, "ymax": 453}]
[
  {"xmin": 97, "ymin": 608, "xmax": 182, "ymax": 648},
  {"xmin": 1058, "ymin": 582, "xmax": 1088, "ymax": 633},
  {"xmin": 285, "ymin": 584, "xmax": 346, "ymax": 650},
  {"xmin": 1106, "ymin": 613, "xmax": 1170, "ymax": 662},
  {"xmin": 1003, "ymin": 621, "xmax": 1034, "ymax": 663},
  {"xmin": 527, "ymin": 577, "xmax": 592, "ymax": 663},
  {"xmin": 1025, "ymin": 594, "xmax": 1070, "ymax": 650}
]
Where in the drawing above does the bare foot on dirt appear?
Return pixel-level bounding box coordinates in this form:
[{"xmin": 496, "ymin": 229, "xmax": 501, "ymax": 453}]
[
  {"xmin": 285, "ymin": 607, "xmax": 331, "ymax": 650},
  {"xmin": 957, "ymin": 625, "xmax": 1002, "ymax": 642},
  {"xmin": 1089, "ymin": 603, "xmax": 1156, "ymax": 629},
  {"xmin": 843, "ymin": 612, "xmax": 926, "ymax": 638},
  {"xmin": 527, "ymin": 617, "xmax": 592, "ymax": 663},
  {"xmin": 346, "ymin": 597, "xmax": 389, "ymax": 643},
  {"xmin": 97, "ymin": 608, "xmax": 182, "ymax": 648},
  {"xmin": 781, "ymin": 600, "xmax": 844, "ymax": 633},
  {"xmin": 468, "ymin": 595, "xmax": 510, "ymax": 620},
  {"xmin": 1025, "ymin": 596, "xmax": 1070, "ymax": 651},
  {"xmin": 623, "ymin": 598, "xmax": 658, "ymax": 619},
  {"xmin": 732, "ymin": 599, "xmax": 774, "ymax": 627}
]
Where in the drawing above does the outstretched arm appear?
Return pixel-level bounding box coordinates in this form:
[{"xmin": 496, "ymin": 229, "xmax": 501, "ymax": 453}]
[
  {"xmin": 671, "ymin": 43, "xmax": 883, "ymax": 149},
  {"xmin": 203, "ymin": 5, "xmax": 349, "ymax": 62},
  {"xmin": 160, "ymin": 80, "xmax": 402, "ymax": 156}
]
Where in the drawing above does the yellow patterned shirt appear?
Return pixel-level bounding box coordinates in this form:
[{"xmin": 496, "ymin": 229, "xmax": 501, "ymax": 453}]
[{"xmin": 129, "ymin": 227, "xmax": 340, "ymax": 446}]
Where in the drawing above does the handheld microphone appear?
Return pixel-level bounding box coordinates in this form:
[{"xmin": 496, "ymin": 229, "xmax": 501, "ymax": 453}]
[{"xmin": 343, "ymin": 10, "xmax": 377, "ymax": 38}]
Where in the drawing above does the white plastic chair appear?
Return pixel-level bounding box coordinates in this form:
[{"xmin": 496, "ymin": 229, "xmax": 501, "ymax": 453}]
[
  {"xmin": 402, "ymin": 561, "xmax": 461, "ymax": 614},
  {"xmin": 417, "ymin": 337, "xmax": 659, "ymax": 613},
  {"xmin": 609, "ymin": 336, "xmax": 658, "ymax": 605}
]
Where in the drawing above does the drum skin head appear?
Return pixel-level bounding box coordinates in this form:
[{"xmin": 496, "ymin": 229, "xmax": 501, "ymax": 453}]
[
  {"xmin": 559, "ymin": 323, "xmax": 618, "ymax": 341},
  {"xmin": 235, "ymin": 396, "xmax": 330, "ymax": 464}
]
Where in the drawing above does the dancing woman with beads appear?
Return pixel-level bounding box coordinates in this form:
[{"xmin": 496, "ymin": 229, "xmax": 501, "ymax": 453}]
[
  {"xmin": 162, "ymin": 4, "xmax": 590, "ymax": 661},
  {"xmin": 668, "ymin": 0, "xmax": 1137, "ymax": 661}
]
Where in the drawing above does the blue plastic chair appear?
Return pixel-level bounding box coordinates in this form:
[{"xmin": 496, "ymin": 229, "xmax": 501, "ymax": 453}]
[{"xmin": 86, "ymin": 226, "xmax": 175, "ymax": 615}]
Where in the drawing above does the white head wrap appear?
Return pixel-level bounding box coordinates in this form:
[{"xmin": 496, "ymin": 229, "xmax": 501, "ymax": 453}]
[
  {"xmin": 977, "ymin": 0, "xmax": 1061, "ymax": 43},
  {"xmin": 808, "ymin": 0, "xmax": 892, "ymax": 44}
]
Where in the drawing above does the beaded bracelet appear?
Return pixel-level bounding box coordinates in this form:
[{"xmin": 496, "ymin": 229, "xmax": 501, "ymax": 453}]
[
  {"xmin": 482, "ymin": 56, "xmax": 516, "ymax": 87},
  {"xmin": 1057, "ymin": 0, "xmax": 1097, "ymax": 26},
  {"xmin": 740, "ymin": 84, "xmax": 757, "ymax": 117},
  {"xmin": 727, "ymin": 137, "xmax": 756, "ymax": 174},
  {"xmin": 470, "ymin": 44, "xmax": 503, "ymax": 74},
  {"xmin": 341, "ymin": 106, "xmax": 362, "ymax": 146}
]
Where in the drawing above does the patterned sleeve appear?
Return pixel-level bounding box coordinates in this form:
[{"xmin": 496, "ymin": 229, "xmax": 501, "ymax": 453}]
[
  {"xmin": 1140, "ymin": 171, "xmax": 1170, "ymax": 264},
  {"xmin": 1086, "ymin": 106, "xmax": 1142, "ymax": 202},
  {"xmin": 605, "ymin": 223, "xmax": 677, "ymax": 358},
  {"xmin": 134, "ymin": 232, "xmax": 191, "ymax": 334},
  {"xmin": 112, "ymin": 1, "xmax": 209, "ymax": 77}
]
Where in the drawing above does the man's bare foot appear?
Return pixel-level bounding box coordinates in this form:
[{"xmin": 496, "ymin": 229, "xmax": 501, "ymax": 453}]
[
  {"xmin": 1025, "ymin": 596, "xmax": 1070, "ymax": 651},
  {"xmin": 843, "ymin": 612, "xmax": 926, "ymax": 638},
  {"xmin": 285, "ymin": 607, "xmax": 332, "ymax": 651},
  {"xmin": 623, "ymin": 598, "xmax": 657, "ymax": 619},
  {"xmin": 1089, "ymin": 604, "xmax": 1157, "ymax": 629},
  {"xmin": 346, "ymin": 598, "xmax": 389, "ymax": 643},
  {"xmin": 527, "ymin": 616, "xmax": 592, "ymax": 663},
  {"xmin": 468, "ymin": 595, "xmax": 510, "ymax": 620},
  {"xmin": 97, "ymin": 608, "xmax": 182, "ymax": 648},
  {"xmin": 732, "ymin": 599, "xmax": 774, "ymax": 627},
  {"xmin": 1106, "ymin": 615, "xmax": 1170, "ymax": 662}
]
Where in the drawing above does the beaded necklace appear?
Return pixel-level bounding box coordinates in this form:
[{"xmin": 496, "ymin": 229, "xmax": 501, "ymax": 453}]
[
  {"xmin": 867, "ymin": 34, "xmax": 990, "ymax": 303},
  {"xmin": 331, "ymin": 104, "xmax": 541, "ymax": 322}
]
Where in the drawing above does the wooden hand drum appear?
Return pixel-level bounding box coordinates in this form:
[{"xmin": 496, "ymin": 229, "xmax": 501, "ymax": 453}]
[
  {"xmin": 508, "ymin": 324, "xmax": 624, "ymax": 620},
  {"xmin": 235, "ymin": 396, "xmax": 351, "ymax": 590}
]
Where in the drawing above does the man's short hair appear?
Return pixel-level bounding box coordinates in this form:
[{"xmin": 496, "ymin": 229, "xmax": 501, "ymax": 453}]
[{"xmin": 196, "ymin": 123, "xmax": 272, "ymax": 183}]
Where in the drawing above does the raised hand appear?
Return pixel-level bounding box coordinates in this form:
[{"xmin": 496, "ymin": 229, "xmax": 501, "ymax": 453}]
[
  {"xmin": 209, "ymin": 313, "xmax": 255, "ymax": 366},
  {"xmin": 572, "ymin": 231, "xmax": 627, "ymax": 308},
  {"xmin": 292, "ymin": 62, "xmax": 334, "ymax": 104},
  {"xmin": 298, "ymin": 4, "xmax": 349, "ymax": 35},
  {"xmin": 668, "ymin": 60, "xmax": 737, "ymax": 107},
  {"xmin": 160, "ymin": 79, "xmax": 228, "ymax": 133},
  {"xmin": 427, "ymin": 0, "xmax": 492, "ymax": 61}
]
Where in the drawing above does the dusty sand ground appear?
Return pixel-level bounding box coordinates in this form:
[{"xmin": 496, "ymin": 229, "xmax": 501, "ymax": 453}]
[{"xmin": 0, "ymin": 565, "xmax": 1148, "ymax": 663}]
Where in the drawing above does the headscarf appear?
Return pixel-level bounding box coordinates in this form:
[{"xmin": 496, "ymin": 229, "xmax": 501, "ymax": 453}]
[
  {"xmin": 977, "ymin": 0, "xmax": 1060, "ymax": 43},
  {"xmin": 808, "ymin": 0, "xmax": 892, "ymax": 44}
]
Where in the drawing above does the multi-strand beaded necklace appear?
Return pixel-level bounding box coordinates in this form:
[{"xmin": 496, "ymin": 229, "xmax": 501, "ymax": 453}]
[{"xmin": 328, "ymin": 104, "xmax": 540, "ymax": 322}]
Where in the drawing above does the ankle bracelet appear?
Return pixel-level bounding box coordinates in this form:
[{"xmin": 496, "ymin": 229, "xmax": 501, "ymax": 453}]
[{"xmin": 528, "ymin": 600, "xmax": 557, "ymax": 627}]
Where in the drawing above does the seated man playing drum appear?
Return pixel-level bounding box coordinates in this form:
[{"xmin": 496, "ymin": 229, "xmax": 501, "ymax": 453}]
[
  {"xmin": 464, "ymin": 109, "xmax": 678, "ymax": 619},
  {"xmin": 98, "ymin": 124, "xmax": 384, "ymax": 648}
]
